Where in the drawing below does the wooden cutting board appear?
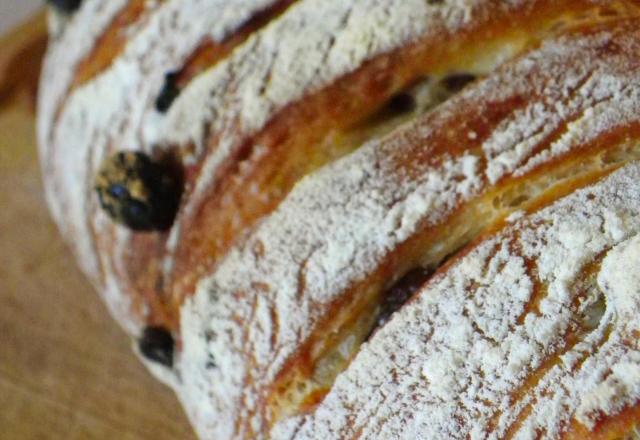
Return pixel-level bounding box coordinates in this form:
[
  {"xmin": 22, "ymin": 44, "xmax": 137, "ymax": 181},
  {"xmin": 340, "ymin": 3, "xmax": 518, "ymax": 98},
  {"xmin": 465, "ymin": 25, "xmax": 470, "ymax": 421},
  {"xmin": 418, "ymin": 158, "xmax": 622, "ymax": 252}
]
[{"xmin": 0, "ymin": 13, "xmax": 196, "ymax": 440}]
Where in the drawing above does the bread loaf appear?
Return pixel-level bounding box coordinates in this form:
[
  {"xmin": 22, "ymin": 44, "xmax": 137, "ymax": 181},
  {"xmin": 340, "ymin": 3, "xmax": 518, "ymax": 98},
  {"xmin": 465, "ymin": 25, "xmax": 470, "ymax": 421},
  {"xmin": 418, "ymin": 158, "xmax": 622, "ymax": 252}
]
[{"xmin": 38, "ymin": 0, "xmax": 640, "ymax": 438}]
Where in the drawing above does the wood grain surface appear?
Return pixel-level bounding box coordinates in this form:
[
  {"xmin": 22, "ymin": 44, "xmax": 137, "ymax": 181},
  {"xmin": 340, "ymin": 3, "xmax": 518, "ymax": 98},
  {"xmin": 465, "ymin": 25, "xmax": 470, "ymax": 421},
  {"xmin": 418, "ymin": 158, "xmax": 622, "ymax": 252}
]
[{"xmin": 0, "ymin": 13, "xmax": 196, "ymax": 440}]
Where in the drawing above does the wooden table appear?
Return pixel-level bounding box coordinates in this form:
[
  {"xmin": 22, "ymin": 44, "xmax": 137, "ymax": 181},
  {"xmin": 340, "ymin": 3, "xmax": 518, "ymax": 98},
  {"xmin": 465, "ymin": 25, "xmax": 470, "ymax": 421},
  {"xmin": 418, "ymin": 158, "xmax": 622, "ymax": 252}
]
[{"xmin": 0, "ymin": 14, "xmax": 196, "ymax": 440}]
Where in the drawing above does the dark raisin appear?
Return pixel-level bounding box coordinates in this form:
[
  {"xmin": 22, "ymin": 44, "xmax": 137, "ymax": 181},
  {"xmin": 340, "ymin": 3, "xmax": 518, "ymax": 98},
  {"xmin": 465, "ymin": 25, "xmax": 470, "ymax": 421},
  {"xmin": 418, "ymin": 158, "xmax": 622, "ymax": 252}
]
[
  {"xmin": 205, "ymin": 353, "xmax": 217, "ymax": 370},
  {"xmin": 368, "ymin": 267, "xmax": 434, "ymax": 339},
  {"xmin": 107, "ymin": 183, "xmax": 128, "ymax": 199},
  {"xmin": 95, "ymin": 151, "xmax": 183, "ymax": 231},
  {"xmin": 47, "ymin": 0, "xmax": 83, "ymax": 13},
  {"xmin": 155, "ymin": 72, "xmax": 181, "ymax": 113},
  {"xmin": 122, "ymin": 198, "xmax": 155, "ymax": 230},
  {"xmin": 139, "ymin": 326, "xmax": 174, "ymax": 368},
  {"xmin": 441, "ymin": 73, "xmax": 477, "ymax": 93},
  {"xmin": 386, "ymin": 93, "xmax": 417, "ymax": 115}
]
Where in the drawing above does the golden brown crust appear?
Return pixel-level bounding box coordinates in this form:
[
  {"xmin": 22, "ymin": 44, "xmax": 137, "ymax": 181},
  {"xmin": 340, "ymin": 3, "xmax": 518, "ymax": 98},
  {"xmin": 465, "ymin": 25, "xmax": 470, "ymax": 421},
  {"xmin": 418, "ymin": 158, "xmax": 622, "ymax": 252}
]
[
  {"xmin": 165, "ymin": 15, "xmax": 640, "ymax": 438},
  {"xmin": 119, "ymin": 0, "xmax": 636, "ymax": 331},
  {"xmin": 565, "ymin": 404, "xmax": 640, "ymax": 439},
  {"xmin": 72, "ymin": 0, "xmax": 149, "ymax": 89},
  {"xmin": 173, "ymin": 0, "xmax": 296, "ymax": 89},
  {"xmin": 39, "ymin": 1, "xmax": 640, "ymax": 438},
  {"xmin": 283, "ymin": 162, "xmax": 640, "ymax": 438},
  {"xmin": 232, "ymin": 19, "xmax": 640, "ymax": 424}
]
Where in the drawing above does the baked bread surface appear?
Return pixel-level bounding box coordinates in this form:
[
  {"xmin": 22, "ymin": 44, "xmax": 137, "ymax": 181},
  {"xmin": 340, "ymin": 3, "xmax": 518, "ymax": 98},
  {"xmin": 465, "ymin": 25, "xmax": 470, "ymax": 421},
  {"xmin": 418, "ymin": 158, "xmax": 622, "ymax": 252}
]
[{"xmin": 38, "ymin": 0, "xmax": 640, "ymax": 438}]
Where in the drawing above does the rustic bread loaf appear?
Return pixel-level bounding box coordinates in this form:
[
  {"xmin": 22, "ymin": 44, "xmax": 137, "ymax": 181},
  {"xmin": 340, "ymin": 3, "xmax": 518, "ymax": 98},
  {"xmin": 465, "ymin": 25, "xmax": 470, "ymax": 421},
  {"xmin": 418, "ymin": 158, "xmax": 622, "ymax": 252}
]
[{"xmin": 39, "ymin": 0, "xmax": 640, "ymax": 438}]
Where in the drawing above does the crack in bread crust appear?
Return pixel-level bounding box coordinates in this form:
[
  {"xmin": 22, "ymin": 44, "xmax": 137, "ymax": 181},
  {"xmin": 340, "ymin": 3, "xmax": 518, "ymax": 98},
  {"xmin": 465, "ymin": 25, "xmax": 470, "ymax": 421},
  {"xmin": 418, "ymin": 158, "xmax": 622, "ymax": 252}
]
[
  {"xmin": 173, "ymin": 17, "xmax": 640, "ymax": 438},
  {"xmin": 38, "ymin": 0, "xmax": 290, "ymax": 332},
  {"xmin": 285, "ymin": 164, "xmax": 640, "ymax": 439},
  {"xmin": 40, "ymin": 0, "xmax": 640, "ymax": 335},
  {"xmin": 37, "ymin": 1, "xmax": 640, "ymax": 439},
  {"xmin": 162, "ymin": 0, "xmax": 632, "ymax": 325},
  {"xmin": 71, "ymin": 0, "xmax": 152, "ymax": 89}
]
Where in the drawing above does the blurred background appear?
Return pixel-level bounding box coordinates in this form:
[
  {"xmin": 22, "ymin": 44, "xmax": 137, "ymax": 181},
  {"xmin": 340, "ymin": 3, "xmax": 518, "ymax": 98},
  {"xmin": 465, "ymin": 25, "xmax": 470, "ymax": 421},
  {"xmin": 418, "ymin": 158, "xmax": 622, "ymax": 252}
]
[
  {"xmin": 0, "ymin": 5, "xmax": 195, "ymax": 439},
  {"xmin": 0, "ymin": 1, "xmax": 41, "ymax": 36}
]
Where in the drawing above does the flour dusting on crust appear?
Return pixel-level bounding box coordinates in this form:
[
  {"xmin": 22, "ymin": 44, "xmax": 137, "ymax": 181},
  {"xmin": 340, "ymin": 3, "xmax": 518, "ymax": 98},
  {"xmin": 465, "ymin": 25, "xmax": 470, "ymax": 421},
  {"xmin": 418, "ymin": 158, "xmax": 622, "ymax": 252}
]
[
  {"xmin": 38, "ymin": 0, "xmax": 498, "ymax": 331},
  {"xmin": 175, "ymin": 22, "xmax": 640, "ymax": 438},
  {"xmin": 37, "ymin": 1, "xmax": 640, "ymax": 438},
  {"xmin": 282, "ymin": 163, "xmax": 640, "ymax": 439},
  {"xmin": 38, "ymin": 0, "xmax": 285, "ymax": 330}
]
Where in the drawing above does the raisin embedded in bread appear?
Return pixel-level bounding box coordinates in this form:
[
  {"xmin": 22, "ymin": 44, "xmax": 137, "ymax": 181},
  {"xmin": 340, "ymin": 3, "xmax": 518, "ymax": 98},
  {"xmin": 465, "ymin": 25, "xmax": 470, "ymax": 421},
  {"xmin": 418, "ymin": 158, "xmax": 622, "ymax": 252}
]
[
  {"xmin": 277, "ymin": 162, "xmax": 640, "ymax": 439},
  {"xmin": 38, "ymin": 0, "xmax": 640, "ymax": 439}
]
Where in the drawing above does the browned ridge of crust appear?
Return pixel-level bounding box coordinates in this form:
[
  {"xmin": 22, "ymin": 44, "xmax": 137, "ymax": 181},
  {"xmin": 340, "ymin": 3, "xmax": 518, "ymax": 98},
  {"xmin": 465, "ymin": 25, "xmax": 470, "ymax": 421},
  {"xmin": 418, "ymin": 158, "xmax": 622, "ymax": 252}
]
[
  {"xmin": 293, "ymin": 165, "xmax": 640, "ymax": 438},
  {"xmin": 121, "ymin": 0, "xmax": 640, "ymax": 332},
  {"xmin": 171, "ymin": 0, "xmax": 298, "ymax": 90},
  {"xmin": 70, "ymin": 0, "xmax": 297, "ymax": 92},
  {"xmin": 565, "ymin": 405, "xmax": 640, "ymax": 439},
  {"xmin": 57, "ymin": 0, "xmax": 302, "ymax": 329},
  {"xmin": 52, "ymin": 0, "xmax": 297, "ymax": 158},
  {"xmin": 71, "ymin": 0, "xmax": 151, "ymax": 89},
  {"xmin": 40, "ymin": 1, "xmax": 640, "ymax": 437},
  {"xmin": 249, "ymin": 19, "xmax": 640, "ymax": 432}
]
